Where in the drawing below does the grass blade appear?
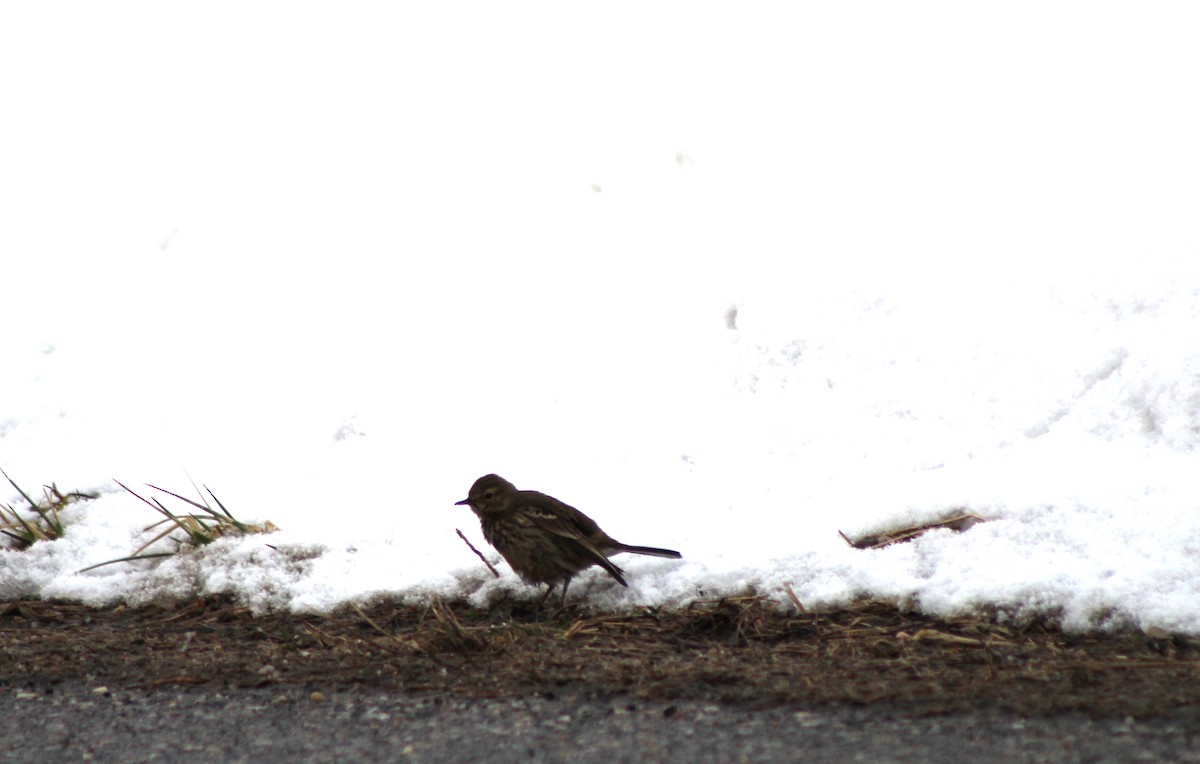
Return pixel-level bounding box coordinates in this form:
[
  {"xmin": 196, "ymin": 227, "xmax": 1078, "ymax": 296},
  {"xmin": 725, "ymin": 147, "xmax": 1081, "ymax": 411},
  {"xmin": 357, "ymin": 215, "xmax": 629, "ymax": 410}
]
[{"xmin": 77, "ymin": 552, "xmax": 177, "ymax": 574}]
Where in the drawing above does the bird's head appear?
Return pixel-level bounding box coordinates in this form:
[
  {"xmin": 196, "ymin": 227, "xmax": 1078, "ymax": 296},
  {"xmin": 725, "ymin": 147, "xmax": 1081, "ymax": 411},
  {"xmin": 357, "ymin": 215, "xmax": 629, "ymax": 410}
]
[{"xmin": 455, "ymin": 474, "xmax": 516, "ymax": 512}]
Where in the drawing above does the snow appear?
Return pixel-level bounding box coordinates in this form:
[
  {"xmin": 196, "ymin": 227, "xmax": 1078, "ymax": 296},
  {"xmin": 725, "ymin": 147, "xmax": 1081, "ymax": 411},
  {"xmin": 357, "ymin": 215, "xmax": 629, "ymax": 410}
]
[{"xmin": 2, "ymin": 3, "xmax": 1200, "ymax": 633}]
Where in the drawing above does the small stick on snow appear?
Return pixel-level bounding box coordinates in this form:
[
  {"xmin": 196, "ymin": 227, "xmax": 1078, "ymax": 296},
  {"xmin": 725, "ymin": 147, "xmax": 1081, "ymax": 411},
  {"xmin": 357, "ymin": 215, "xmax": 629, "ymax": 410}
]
[
  {"xmin": 782, "ymin": 582, "xmax": 805, "ymax": 613},
  {"xmin": 456, "ymin": 529, "xmax": 501, "ymax": 578}
]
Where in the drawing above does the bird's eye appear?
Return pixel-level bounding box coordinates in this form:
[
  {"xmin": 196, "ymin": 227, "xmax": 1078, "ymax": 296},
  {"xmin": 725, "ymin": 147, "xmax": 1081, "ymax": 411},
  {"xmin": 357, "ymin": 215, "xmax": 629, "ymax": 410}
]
[{"xmin": 484, "ymin": 491, "xmax": 494, "ymax": 500}]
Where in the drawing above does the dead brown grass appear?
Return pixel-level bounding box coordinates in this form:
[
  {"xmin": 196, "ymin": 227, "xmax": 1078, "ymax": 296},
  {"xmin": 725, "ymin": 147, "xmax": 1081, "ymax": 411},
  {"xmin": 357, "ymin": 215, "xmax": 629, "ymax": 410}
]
[{"xmin": 2, "ymin": 595, "xmax": 1196, "ymax": 717}]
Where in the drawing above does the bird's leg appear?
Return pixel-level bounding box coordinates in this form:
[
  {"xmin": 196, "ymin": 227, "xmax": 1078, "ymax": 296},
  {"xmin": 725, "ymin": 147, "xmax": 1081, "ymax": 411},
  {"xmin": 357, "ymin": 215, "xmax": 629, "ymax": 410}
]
[
  {"xmin": 536, "ymin": 583, "xmax": 556, "ymax": 610},
  {"xmin": 558, "ymin": 576, "xmax": 572, "ymax": 608}
]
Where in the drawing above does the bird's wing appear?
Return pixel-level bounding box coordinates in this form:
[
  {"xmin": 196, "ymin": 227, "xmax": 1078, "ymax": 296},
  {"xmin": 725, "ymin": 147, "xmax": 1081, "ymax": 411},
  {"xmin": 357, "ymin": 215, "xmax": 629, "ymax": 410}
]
[
  {"xmin": 521, "ymin": 496, "xmax": 627, "ymax": 584},
  {"xmin": 529, "ymin": 493, "xmax": 605, "ymax": 534}
]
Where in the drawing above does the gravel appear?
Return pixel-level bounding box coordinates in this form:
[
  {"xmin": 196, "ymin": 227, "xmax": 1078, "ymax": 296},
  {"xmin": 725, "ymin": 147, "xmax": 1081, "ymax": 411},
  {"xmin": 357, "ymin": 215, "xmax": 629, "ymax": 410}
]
[{"xmin": 5, "ymin": 684, "xmax": 1199, "ymax": 763}]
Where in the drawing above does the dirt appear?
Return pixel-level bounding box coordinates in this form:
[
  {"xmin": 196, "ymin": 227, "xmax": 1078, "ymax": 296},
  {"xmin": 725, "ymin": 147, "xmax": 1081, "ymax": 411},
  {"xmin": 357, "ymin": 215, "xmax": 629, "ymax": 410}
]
[{"xmin": 2, "ymin": 596, "xmax": 1197, "ymax": 718}]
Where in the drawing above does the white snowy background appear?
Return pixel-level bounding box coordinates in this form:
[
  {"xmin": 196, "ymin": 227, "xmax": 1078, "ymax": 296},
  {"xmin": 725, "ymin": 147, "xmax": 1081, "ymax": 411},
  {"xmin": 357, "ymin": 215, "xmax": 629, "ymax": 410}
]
[{"xmin": 2, "ymin": 3, "xmax": 1199, "ymax": 633}]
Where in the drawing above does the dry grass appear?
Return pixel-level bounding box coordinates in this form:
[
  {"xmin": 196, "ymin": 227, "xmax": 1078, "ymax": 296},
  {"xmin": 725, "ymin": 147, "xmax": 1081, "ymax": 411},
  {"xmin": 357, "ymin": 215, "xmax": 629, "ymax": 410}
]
[{"xmin": 2, "ymin": 594, "xmax": 1197, "ymax": 716}]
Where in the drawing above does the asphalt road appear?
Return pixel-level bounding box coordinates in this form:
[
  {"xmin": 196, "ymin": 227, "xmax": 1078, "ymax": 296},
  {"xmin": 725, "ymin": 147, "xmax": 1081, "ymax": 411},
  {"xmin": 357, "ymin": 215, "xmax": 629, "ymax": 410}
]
[{"xmin": 3, "ymin": 684, "xmax": 1198, "ymax": 763}]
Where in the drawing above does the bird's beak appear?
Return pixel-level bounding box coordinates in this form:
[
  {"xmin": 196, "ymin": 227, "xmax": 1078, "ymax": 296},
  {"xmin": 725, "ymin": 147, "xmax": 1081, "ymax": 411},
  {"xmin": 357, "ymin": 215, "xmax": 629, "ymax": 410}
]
[{"xmin": 454, "ymin": 498, "xmax": 470, "ymax": 506}]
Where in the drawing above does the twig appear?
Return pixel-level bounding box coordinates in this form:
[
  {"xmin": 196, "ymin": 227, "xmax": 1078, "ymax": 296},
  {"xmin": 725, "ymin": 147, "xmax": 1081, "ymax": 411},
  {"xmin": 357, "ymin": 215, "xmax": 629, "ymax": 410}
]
[
  {"xmin": 456, "ymin": 528, "xmax": 501, "ymax": 578},
  {"xmin": 841, "ymin": 511, "xmax": 988, "ymax": 549},
  {"xmin": 783, "ymin": 581, "xmax": 805, "ymax": 613}
]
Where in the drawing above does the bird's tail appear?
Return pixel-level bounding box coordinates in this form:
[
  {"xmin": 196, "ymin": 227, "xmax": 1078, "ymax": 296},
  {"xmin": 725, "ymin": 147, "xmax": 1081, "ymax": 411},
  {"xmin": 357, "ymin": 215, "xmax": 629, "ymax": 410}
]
[{"xmin": 615, "ymin": 544, "xmax": 682, "ymax": 559}]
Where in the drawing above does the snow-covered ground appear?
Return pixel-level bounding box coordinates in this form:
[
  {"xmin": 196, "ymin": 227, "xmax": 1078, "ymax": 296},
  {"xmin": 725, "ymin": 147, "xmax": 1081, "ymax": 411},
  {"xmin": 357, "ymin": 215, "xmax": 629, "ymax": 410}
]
[{"xmin": 3, "ymin": 4, "xmax": 1199, "ymax": 633}]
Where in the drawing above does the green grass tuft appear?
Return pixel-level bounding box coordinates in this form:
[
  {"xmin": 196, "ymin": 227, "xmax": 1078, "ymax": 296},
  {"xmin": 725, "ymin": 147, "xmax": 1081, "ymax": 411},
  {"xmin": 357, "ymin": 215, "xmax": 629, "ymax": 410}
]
[
  {"xmin": 78, "ymin": 480, "xmax": 278, "ymax": 573},
  {"xmin": 0, "ymin": 469, "xmax": 96, "ymax": 549}
]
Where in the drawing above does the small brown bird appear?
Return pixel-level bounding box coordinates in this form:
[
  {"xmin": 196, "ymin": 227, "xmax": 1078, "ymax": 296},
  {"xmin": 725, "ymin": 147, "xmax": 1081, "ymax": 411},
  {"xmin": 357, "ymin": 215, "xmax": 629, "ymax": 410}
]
[{"xmin": 455, "ymin": 474, "xmax": 682, "ymax": 605}]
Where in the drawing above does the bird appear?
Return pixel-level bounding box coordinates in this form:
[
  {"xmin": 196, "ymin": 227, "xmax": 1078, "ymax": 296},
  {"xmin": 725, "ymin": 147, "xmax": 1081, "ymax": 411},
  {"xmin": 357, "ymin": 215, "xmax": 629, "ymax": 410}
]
[{"xmin": 455, "ymin": 474, "xmax": 682, "ymax": 606}]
